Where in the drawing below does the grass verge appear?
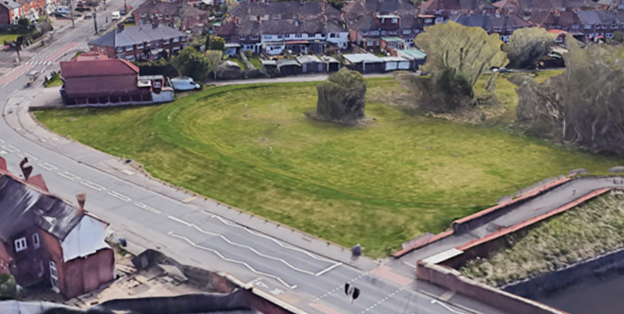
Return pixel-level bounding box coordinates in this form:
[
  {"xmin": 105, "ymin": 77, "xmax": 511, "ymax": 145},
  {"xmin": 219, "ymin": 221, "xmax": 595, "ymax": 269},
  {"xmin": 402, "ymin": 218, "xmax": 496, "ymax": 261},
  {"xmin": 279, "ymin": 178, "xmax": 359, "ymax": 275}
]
[
  {"xmin": 460, "ymin": 190, "xmax": 624, "ymax": 287},
  {"xmin": 33, "ymin": 76, "xmax": 622, "ymax": 257}
]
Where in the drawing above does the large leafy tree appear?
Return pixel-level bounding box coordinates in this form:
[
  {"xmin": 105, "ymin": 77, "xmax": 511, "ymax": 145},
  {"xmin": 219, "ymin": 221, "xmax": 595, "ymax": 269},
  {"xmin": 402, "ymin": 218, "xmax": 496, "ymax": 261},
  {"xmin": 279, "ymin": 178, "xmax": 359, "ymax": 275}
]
[
  {"xmin": 512, "ymin": 36, "xmax": 624, "ymax": 157},
  {"xmin": 0, "ymin": 274, "xmax": 17, "ymax": 300},
  {"xmin": 171, "ymin": 47, "xmax": 212, "ymax": 81},
  {"xmin": 395, "ymin": 21, "xmax": 508, "ymax": 112},
  {"xmin": 313, "ymin": 68, "xmax": 366, "ymax": 124},
  {"xmin": 505, "ymin": 28, "xmax": 556, "ymax": 69}
]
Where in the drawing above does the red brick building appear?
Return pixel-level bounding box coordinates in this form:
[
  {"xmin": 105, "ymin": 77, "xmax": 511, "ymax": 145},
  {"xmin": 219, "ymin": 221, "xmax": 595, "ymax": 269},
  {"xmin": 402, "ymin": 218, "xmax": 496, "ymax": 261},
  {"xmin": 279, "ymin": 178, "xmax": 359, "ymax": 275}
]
[
  {"xmin": 133, "ymin": 0, "xmax": 208, "ymax": 32},
  {"xmin": 0, "ymin": 0, "xmax": 47, "ymax": 25},
  {"xmin": 0, "ymin": 157, "xmax": 115, "ymax": 298}
]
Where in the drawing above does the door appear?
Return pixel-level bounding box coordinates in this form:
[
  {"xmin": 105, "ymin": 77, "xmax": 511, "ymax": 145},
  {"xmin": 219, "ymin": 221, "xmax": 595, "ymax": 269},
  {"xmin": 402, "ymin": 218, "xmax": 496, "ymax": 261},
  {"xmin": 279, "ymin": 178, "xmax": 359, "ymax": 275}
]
[{"xmin": 49, "ymin": 261, "xmax": 59, "ymax": 293}]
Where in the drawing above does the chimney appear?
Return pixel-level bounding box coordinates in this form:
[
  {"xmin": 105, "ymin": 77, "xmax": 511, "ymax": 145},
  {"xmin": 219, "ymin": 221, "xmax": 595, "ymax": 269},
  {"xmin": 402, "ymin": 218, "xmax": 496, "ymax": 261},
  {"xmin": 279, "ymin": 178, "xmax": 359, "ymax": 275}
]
[
  {"xmin": 118, "ymin": 22, "xmax": 125, "ymax": 31},
  {"xmin": 76, "ymin": 193, "xmax": 86, "ymax": 215},
  {"xmin": 19, "ymin": 157, "xmax": 33, "ymax": 180},
  {"xmin": 554, "ymin": 9, "xmax": 560, "ymax": 17}
]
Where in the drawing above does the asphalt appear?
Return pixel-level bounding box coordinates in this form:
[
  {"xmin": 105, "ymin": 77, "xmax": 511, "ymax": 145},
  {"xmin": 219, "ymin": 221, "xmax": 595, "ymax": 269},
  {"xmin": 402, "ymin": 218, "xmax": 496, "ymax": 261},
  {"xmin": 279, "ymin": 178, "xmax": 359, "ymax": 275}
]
[{"xmin": 0, "ymin": 5, "xmax": 510, "ymax": 314}]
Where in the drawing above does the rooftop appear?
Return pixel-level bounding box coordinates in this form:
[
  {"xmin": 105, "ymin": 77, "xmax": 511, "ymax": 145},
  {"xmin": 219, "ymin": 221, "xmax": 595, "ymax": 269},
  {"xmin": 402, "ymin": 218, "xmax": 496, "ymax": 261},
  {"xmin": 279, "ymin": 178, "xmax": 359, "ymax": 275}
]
[
  {"xmin": 343, "ymin": 54, "xmax": 384, "ymax": 63},
  {"xmin": 88, "ymin": 24, "xmax": 188, "ymax": 48}
]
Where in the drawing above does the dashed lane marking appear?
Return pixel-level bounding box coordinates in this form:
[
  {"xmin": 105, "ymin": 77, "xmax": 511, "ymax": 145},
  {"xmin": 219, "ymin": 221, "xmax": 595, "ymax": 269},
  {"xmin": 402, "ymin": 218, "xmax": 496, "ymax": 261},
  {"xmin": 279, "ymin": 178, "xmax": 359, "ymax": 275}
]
[
  {"xmin": 57, "ymin": 171, "xmax": 80, "ymax": 181},
  {"xmin": 314, "ymin": 273, "xmax": 367, "ymax": 301},
  {"xmin": 107, "ymin": 191, "xmax": 132, "ymax": 202},
  {"xmin": 357, "ymin": 286, "xmax": 407, "ymax": 314},
  {"xmin": 17, "ymin": 153, "xmax": 37, "ymax": 160},
  {"xmin": 2, "ymin": 145, "xmax": 20, "ymax": 153},
  {"xmin": 135, "ymin": 202, "xmax": 162, "ymax": 214},
  {"xmin": 38, "ymin": 162, "xmax": 58, "ymax": 171},
  {"xmin": 81, "ymin": 180, "xmax": 106, "ymax": 191},
  {"xmin": 167, "ymin": 231, "xmax": 298, "ymax": 289}
]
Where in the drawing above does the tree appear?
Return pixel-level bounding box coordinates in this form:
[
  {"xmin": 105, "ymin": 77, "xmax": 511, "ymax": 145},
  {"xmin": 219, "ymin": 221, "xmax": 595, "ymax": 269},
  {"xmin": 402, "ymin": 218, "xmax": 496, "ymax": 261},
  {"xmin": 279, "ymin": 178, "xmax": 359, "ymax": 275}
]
[
  {"xmin": 171, "ymin": 46, "xmax": 212, "ymax": 81},
  {"xmin": 205, "ymin": 50, "xmax": 223, "ymax": 70},
  {"xmin": 512, "ymin": 35, "xmax": 624, "ymax": 157},
  {"xmin": 326, "ymin": 0, "xmax": 344, "ymax": 10},
  {"xmin": 395, "ymin": 21, "xmax": 508, "ymax": 112},
  {"xmin": 0, "ymin": 274, "xmax": 17, "ymax": 300},
  {"xmin": 311, "ymin": 68, "xmax": 366, "ymax": 124},
  {"xmin": 210, "ymin": 36, "xmax": 226, "ymax": 51},
  {"xmin": 505, "ymin": 28, "xmax": 556, "ymax": 69},
  {"xmin": 17, "ymin": 18, "xmax": 30, "ymax": 26},
  {"xmin": 614, "ymin": 31, "xmax": 623, "ymax": 43}
]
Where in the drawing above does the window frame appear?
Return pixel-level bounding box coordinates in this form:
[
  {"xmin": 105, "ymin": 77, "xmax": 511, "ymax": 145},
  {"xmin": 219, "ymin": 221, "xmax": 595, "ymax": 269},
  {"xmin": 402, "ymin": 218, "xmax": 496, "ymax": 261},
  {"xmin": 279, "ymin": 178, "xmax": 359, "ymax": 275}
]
[
  {"xmin": 15, "ymin": 237, "xmax": 27, "ymax": 252},
  {"xmin": 33, "ymin": 233, "xmax": 40, "ymax": 249}
]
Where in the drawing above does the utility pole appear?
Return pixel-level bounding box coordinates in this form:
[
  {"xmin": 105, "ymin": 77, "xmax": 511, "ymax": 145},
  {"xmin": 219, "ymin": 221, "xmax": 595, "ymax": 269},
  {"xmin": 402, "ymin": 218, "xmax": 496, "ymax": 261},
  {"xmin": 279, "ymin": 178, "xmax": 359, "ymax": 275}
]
[
  {"xmin": 69, "ymin": 0, "xmax": 75, "ymax": 28},
  {"xmin": 103, "ymin": 0, "xmax": 106, "ymax": 10},
  {"xmin": 93, "ymin": 12, "xmax": 98, "ymax": 34},
  {"xmin": 124, "ymin": 0, "xmax": 127, "ymax": 11}
]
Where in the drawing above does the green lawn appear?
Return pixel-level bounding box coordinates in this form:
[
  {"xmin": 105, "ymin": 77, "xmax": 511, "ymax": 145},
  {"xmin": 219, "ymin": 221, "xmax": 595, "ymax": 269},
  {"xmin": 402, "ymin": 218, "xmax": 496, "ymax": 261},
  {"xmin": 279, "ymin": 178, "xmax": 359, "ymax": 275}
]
[
  {"xmin": 33, "ymin": 76, "xmax": 623, "ymax": 257},
  {"xmin": 248, "ymin": 56, "xmax": 262, "ymax": 69},
  {"xmin": 0, "ymin": 33, "xmax": 21, "ymax": 44},
  {"xmin": 229, "ymin": 57, "xmax": 246, "ymax": 70},
  {"xmin": 44, "ymin": 75, "xmax": 63, "ymax": 88}
]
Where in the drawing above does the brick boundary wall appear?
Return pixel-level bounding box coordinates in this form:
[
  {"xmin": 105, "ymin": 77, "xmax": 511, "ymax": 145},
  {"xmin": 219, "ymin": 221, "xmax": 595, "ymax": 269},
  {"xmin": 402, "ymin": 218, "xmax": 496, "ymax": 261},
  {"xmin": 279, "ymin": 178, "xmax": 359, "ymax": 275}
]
[{"xmin": 416, "ymin": 262, "xmax": 569, "ymax": 314}]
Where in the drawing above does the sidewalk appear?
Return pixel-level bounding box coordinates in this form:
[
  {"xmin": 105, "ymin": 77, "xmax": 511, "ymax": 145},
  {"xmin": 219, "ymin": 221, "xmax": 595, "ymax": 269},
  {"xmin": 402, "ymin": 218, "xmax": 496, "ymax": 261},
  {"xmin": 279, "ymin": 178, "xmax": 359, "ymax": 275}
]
[{"xmin": 9, "ymin": 89, "xmax": 380, "ymax": 272}]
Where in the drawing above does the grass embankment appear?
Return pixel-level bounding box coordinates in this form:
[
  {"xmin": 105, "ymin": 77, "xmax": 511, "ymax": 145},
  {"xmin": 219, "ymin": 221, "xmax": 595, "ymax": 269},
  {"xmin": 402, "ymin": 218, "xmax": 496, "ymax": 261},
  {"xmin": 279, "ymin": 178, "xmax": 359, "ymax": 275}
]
[
  {"xmin": 0, "ymin": 33, "xmax": 21, "ymax": 44},
  {"xmin": 461, "ymin": 191, "xmax": 624, "ymax": 286},
  {"xmin": 248, "ymin": 56, "xmax": 262, "ymax": 69},
  {"xmin": 33, "ymin": 76, "xmax": 621, "ymax": 257}
]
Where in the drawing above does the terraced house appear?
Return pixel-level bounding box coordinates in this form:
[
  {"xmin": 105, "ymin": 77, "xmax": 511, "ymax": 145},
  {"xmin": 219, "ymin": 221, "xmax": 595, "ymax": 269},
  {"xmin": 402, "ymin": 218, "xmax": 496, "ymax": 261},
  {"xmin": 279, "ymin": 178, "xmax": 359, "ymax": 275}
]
[
  {"xmin": 341, "ymin": 0, "xmax": 419, "ymax": 25},
  {"xmin": 133, "ymin": 0, "xmax": 208, "ymax": 33},
  {"xmin": 348, "ymin": 12, "xmax": 433, "ymax": 48},
  {"xmin": 0, "ymin": 0, "xmax": 48, "ymax": 24},
  {"xmin": 449, "ymin": 11, "xmax": 531, "ymax": 42}
]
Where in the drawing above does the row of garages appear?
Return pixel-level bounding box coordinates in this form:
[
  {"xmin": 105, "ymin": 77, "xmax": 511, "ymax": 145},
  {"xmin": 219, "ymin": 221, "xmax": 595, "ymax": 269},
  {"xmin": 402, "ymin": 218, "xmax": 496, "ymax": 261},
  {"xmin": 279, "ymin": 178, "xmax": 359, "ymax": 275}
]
[{"xmin": 261, "ymin": 49, "xmax": 427, "ymax": 76}]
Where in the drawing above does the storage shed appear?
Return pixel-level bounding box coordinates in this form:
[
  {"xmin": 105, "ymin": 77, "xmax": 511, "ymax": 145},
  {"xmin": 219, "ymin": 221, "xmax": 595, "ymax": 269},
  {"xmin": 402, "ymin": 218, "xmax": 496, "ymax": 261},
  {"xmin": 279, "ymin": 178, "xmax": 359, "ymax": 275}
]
[
  {"xmin": 320, "ymin": 56, "xmax": 341, "ymax": 72},
  {"xmin": 381, "ymin": 56, "xmax": 410, "ymax": 72},
  {"xmin": 343, "ymin": 54, "xmax": 384, "ymax": 74},
  {"xmin": 297, "ymin": 55, "xmax": 323, "ymax": 73},
  {"xmin": 276, "ymin": 59, "xmax": 302, "ymax": 76},
  {"xmin": 397, "ymin": 49, "xmax": 427, "ymax": 71}
]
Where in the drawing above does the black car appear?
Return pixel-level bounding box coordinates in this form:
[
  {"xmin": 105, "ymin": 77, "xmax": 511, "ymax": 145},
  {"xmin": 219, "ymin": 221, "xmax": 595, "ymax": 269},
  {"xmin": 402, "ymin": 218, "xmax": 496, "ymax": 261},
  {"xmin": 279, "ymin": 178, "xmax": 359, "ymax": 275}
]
[{"xmin": 120, "ymin": 9, "xmax": 127, "ymax": 15}]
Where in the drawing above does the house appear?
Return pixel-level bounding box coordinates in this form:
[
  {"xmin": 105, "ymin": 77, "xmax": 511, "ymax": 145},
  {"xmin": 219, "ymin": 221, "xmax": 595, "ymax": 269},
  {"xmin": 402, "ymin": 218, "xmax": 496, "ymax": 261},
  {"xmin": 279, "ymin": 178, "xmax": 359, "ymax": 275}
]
[
  {"xmin": 449, "ymin": 12, "xmax": 531, "ymax": 42},
  {"xmin": 381, "ymin": 56, "xmax": 410, "ymax": 71},
  {"xmin": 88, "ymin": 23, "xmax": 189, "ymax": 61},
  {"xmin": 341, "ymin": 0, "xmax": 418, "ymax": 25},
  {"xmin": 576, "ymin": 10, "xmax": 623, "ymax": 39},
  {"xmin": 529, "ymin": 10, "xmax": 582, "ymax": 35},
  {"xmin": 133, "ymin": 0, "xmax": 208, "ymax": 32},
  {"xmin": 216, "ymin": 17, "xmax": 348, "ymax": 55},
  {"xmin": 492, "ymin": 0, "xmax": 519, "ymax": 14},
  {"xmin": 343, "ymin": 53, "xmax": 384, "ymax": 73},
  {"xmin": 349, "ymin": 12, "xmax": 431, "ymax": 48},
  {"xmin": 0, "ymin": 0, "xmax": 46, "ymax": 24},
  {"xmin": 515, "ymin": 0, "xmax": 601, "ymax": 16},
  {"xmin": 0, "ymin": 157, "xmax": 114, "ymax": 298},
  {"xmin": 397, "ymin": 48, "xmax": 426, "ymax": 70},
  {"xmin": 320, "ymin": 55, "xmax": 341, "ymax": 72},
  {"xmin": 230, "ymin": 1, "xmax": 342, "ymax": 23},
  {"xmin": 59, "ymin": 53, "xmax": 174, "ymax": 106},
  {"xmin": 297, "ymin": 55, "xmax": 323, "ymax": 73},
  {"xmin": 276, "ymin": 59, "xmax": 301, "ymax": 75},
  {"xmin": 419, "ymin": 0, "xmax": 496, "ymax": 23}
]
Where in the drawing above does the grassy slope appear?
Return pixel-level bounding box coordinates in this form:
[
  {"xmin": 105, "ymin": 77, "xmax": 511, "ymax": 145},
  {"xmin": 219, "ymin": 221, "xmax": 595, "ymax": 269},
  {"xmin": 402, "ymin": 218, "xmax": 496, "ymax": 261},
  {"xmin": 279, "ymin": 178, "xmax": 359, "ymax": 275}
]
[
  {"xmin": 0, "ymin": 34, "xmax": 21, "ymax": 44},
  {"xmin": 34, "ymin": 75, "xmax": 621, "ymax": 257},
  {"xmin": 248, "ymin": 57, "xmax": 262, "ymax": 69},
  {"xmin": 460, "ymin": 191, "xmax": 624, "ymax": 287}
]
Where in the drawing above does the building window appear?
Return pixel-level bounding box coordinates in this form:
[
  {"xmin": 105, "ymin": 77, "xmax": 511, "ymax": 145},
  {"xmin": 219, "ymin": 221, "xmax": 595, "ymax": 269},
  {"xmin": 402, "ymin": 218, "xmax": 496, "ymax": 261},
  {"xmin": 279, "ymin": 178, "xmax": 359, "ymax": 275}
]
[
  {"xmin": 14, "ymin": 237, "xmax": 27, "ymax": 252},
  {"xmin": 585, "ymin": 24, "xmax": 592, "ymax": 29},
  {"xmin": 50, "ymin": 261, "xmax": 59, "ymax": 291},
  {"xmin": 403, "ymin": 29, "xmax": 411, "ymax": 34},
  {"xmin": 612, "ymin": 24, "xmax": 619, "ymax": 29},
  {"xmin": 506, "ymin": 28, "xmax": 512, "ymax": 32},
  {"xmin": 381, "ymin": 30, "xmax": 387, "ymax": 35},
  {"xmin": 181, "ymin": 37, "xmax": 186, "ymax": 42},
  {"xmin": 240, "ymin": 35, "xmax": 246, "ymax": 40},
  {"xmin": 126, "ymin": 55, "xmax": 135, "ymax": 61},
  {"xmin": 493, "ymin": 27, "xmax": 502, "ymax": 32},
  {"xmin": 164, "ymin": 39, "xmax": 170, "ymax": 44},
  {"xmin": 272, "ymin": 14, "xmax": 281, "ymax": 19},
  {"xmin": 450, "ymin": 10, "xmax": 457, "ymax": 15},
  {"xmin": 435, "ymin": 10, "xmax": 442, "ymax": 15},
  {"xmin": 330, "ymin": 33, "xmax": 336, "ymax": 38},
  {"xmin": 277, "ymin": 35, "xmax": 284, "ymax": 39},
  {"xmin": 367, "ymin": 40, "xmax": 373, "ymax": 47},
  {"xmin": 389, "ymin": 31, "xmax": 397, "ymax": 35},
  {"xmin": 264, "ymin": 35, "xmax": 272, "ymax": 40},
  {"xmin": 116, "ymin": 47, "xmax": 123, "ymax": 53},
  {"xmin": 391, "ymin": 18, "xmax": 398, "ymax": 24},
  {"xmin": 484, "ymin": 27, "xmax": 490, "ymax": 32},
  {"xmin": 251, "ymin": 35, "xmax": 259, "ymax": 40},
  {"xmin": 173, "ymin": 37, "xmax": 179, "ymax": 43},
  {"xmin": 562, "ymin": 25, "xmax": 568, "ymax": 29},
  {"xmin": 425, "ymin": 18, "xmax": 433, "ymax": 24},
  {"xmin": 125, "ymin": 45, "xmax": 133, "ymax": 51},
  {"xmin": 572, "ymin": 24, "xmax": 579, "ymax": 29},
  {"xmin": 137, "ymin": 43, "xmax": 144, "ymax": 49},
  {"xmin": 33, "ymin": 233, "xmax": 40, "ymax": 249},
  {"xmin": 601, "ymin": 24, "xmax": 607, "ymax": 29},
  {"xmin": 362, "ymin": 30, "xmax": 368, "ymax": 35},
  {"xmin": 140, "ymin": 13, "xmax": 146, "ymax": 17},
  {"xmin": 414, "ymin": 29, "xmax": 420, "ymax": 34},
  {"xmin": 294, "ymin": 33, "xmax": 301, "ymax": 38}
]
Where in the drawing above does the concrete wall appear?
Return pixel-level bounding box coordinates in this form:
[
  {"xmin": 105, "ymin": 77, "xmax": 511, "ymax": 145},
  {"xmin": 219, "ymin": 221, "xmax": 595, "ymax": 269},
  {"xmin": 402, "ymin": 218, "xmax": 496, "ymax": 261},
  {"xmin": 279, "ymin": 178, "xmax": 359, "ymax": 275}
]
[{"xmin": 416, "ymin": 262, "xmax": 568, "ymax": 314}]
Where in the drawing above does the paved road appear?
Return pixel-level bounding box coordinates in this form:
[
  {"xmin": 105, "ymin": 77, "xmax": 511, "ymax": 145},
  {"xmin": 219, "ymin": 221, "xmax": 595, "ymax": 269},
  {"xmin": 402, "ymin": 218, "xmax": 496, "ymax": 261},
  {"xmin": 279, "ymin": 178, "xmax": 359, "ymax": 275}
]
[{"xmin": 0, "ymin": 7, "xmax": 509, "ymax": 314}]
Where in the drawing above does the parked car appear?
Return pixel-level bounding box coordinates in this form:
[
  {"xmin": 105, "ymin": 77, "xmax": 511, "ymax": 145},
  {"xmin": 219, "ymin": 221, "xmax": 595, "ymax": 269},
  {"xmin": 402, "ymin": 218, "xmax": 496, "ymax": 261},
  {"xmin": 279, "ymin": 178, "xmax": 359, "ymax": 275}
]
[
  {"xmin": 120, "ymin": 9, "xmax": 127, "ymax": 15},
  {"xmin": 57, "ymin": 6, "xmax": 71, "ymax": 14},
  {"xmin": 171, "ymin": 77, "xmax": 201, "ymax": 91},
  {"xmin": 99, "ymin": 25, "xmax": 107, "ymax": 32},
  {"xmin": 83, "ymin": 15, "xmax": 92, "ymax": 19},
  {"xmin": 491, "ymin": 67, "xmax": 513, "ymax": 73},
  {"xmin": 111, "ymin": 11, "xmax": 120, "ymax": 20}
]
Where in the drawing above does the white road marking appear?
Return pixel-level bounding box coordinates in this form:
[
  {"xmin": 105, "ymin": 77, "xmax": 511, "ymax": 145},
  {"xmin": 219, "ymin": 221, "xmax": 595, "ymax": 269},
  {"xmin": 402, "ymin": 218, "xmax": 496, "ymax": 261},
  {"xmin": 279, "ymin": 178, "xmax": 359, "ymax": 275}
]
[
  {"xmin": 38, "ymin": 162, "xmax": 58, "ymax": 171},
  {"xmin": 80, "ymin": 180, "xmax": 106, "ymax": 191},
  {"xmin": 57, "ymin": 171, "xmax": 80, "ymax": 181},
  {"xmin": 210, "ymin": 215, "xmax": 337, "ymax": 264},
  {"xmin": 167, "ymin": 215, "xmax": 191, "ymax": 226},
  {"xmin": 314, "ymin": 273, "xmax": 368, "ymax": 301},
  {"xmin": 107, "ymin": 191, "xmax": 131, "ymax": 202},
  {"xmin": 430, "ymin": 300, "xmax": 467, "ymax": 314},
  {"xmin": 2, "ymin": 145, "xmax": 20, "ymax": 153},
  {"xmin": 358, "ymin": 286, "xmax": 407, "ymax": 314},
  {"xmin": 167, "ymin": 231, "xmax": 297, "ymax": 289},
  {"xmin": 169, "ymin": 216, "xmax": 324, "ymax": 276},
  {"xmin": 315, "ymin": 262, "xmax": 342, "ymax": 276},
  {"xmin": 0, "ymin": 151, "xmax": 8, "ymax": 156},
  {"xmin": 0, "ymin": 138, "xmax": 4, "ymax": 143},
  {"xmin": 135, "ymin": 202, "xmax": 162, "ymax": 214},
  {"xmin": 18, "ymin": 153, "xmax": 38, "ymax": 160}
]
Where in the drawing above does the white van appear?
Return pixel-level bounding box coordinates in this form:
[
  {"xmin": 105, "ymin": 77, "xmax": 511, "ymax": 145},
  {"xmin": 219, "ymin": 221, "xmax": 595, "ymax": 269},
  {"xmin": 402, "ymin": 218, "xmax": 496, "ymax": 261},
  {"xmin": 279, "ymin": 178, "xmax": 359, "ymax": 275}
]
[
  {"xmin": 111, "ymin": 11, "xmax": 120, "ymax": 20},
  {"xmin": 171, "ymin": 77, "xmax": 201, "ymax": 91},
  {"xmin": 57, "ymin": 6, "xmax": 71, "ymax": 14}
]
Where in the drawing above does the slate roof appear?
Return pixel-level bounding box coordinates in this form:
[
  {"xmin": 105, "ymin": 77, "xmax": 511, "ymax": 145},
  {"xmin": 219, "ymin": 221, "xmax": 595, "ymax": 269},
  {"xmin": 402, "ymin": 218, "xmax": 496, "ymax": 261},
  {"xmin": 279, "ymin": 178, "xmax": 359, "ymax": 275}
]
[
  {"xmin": 230, "ymin": 1, "xmax": 341, "ymax": 19},
  {"xmin": 0, "ymin": 0, "xmax": 22, "ymax": 10},
  {"xmin": 350, "ymin": 14, "xmax": 423, "ymax": 31},
  {"xmin": 342, "ymin": 0, "xmax": 418, "ymax": 21},
  {"xmin": 217, "ymin": 19, "xmax": 345, "ymax": 37},
  {"xmin": 450, "ymin": 13, "xmax": 492, "ymax": 28},
  {"xmin": 529, "ymin": 10, "xmax": 581, "ymax": 26},
  {"xmin": 577, "ymin": 10, "xmax": 622, "ymax": 25},
  {"xmin": 296, "ymin": 55, "xmax": 322, "ymax": 63},
  {"xmin": 343, "ymin": 53, "xmax": 384, "ymax": 63},
  {"xmin": 88, "ymin": 24, "xmax": 187, "ymax": 48},
  {"xmin": 0, "ymin": 173, "xmax": 82, "ymax": 242},
  {"xmin": 420, "ymin": 0, "xmax": 495, "ymax": 12},
  {"xmin": 516, "ymin": 0, "xmax": 601, "ymax": 11}
]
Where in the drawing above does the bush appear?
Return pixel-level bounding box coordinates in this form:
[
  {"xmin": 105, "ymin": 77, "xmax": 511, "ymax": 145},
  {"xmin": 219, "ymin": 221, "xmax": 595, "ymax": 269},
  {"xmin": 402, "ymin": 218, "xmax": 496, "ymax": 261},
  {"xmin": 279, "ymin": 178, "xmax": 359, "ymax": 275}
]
[
  {"xmin": 18, "ymin": 18, "xmax": 30, "ymax": 26},
  {"xmin": 0, "ymin": 274, "xmax": 17, "ymax": 300},
  {"xmin": 171, "ymin": 47, "xmax": 212, "ymax": 81},
  {"xmin": 244, "ymin": 49, "xmax": 253, "ymax": 59},
  {"xmin": 210, "ymin": 36, "xmax": 225, "ymax": 51},
  {"xmin": 614, "ymin": 31, "xmax": 623, "ymax": 43}
]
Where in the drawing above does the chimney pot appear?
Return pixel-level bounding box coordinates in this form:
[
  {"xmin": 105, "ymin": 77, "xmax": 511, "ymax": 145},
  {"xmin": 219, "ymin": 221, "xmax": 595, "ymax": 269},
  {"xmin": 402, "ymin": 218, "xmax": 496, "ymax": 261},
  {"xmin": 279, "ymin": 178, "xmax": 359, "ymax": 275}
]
[{"xmin": 76, "ymin": 193, "xmax": 86, "ymax": 214}]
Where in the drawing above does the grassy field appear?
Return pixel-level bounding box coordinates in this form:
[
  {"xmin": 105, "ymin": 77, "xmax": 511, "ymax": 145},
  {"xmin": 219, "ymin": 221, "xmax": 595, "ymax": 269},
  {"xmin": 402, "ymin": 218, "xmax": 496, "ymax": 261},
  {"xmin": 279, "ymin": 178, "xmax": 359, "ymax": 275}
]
[
  {"xmin": 0, "ymin": 33, "xmax": 21, "ymax": 44},
  {"xmin": 34, "ymin": 75, "xmax": 622, "ymax": 257},
  {"xmin": 460, "ymin": 191, "xmax": 624, "ymax": 287}
]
